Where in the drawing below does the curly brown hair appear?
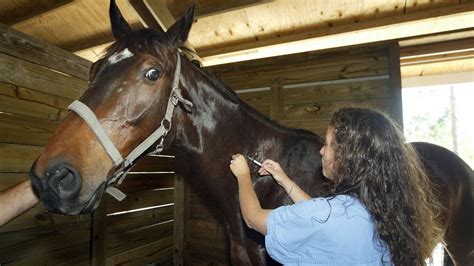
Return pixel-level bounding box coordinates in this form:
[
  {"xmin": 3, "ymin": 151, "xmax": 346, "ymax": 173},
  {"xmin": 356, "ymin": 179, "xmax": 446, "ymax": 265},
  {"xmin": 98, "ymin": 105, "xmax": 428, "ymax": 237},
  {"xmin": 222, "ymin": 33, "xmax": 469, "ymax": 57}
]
[{"xmin": 327, "ymin": 108, "xmax": 443, "ymax": 265}]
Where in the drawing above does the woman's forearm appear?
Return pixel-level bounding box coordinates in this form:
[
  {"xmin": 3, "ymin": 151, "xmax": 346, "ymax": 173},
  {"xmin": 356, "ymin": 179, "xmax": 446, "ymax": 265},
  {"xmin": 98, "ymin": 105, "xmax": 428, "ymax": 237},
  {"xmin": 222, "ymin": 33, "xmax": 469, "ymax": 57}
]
[
  {"xmin": 237, "ymin": 177, "xmax": 269, "ymax": 235},
  {"xmin": 0, "ymin": 180, "xmax": 39, "ymax": 226},
  {"xmin": 280, "ymin": 178, "xmax": 311, "ymax": 203}
]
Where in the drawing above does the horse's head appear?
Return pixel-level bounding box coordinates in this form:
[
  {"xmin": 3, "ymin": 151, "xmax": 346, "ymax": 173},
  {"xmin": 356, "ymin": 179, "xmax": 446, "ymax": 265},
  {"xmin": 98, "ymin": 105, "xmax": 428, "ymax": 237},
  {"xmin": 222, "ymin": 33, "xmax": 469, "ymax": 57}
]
[{"xmin": 29, "ymin": 0, "xmax": 195, "ymax": 214}]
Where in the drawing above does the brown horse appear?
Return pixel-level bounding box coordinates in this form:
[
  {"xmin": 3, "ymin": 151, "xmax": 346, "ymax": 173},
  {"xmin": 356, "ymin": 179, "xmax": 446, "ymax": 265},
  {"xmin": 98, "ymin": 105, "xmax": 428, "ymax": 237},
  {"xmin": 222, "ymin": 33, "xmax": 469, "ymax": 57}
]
[{"xmin": 29, "ymin": 1, "xmax": 473, "ymax": 265}]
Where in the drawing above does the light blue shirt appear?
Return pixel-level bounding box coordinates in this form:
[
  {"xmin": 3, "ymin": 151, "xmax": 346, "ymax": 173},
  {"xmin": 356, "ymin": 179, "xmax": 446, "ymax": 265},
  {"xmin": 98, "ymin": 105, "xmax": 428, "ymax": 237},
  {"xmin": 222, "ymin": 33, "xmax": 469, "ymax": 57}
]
[{"xmin": 265, "ymin": 195, "xmax": 393, "ymax": 265}]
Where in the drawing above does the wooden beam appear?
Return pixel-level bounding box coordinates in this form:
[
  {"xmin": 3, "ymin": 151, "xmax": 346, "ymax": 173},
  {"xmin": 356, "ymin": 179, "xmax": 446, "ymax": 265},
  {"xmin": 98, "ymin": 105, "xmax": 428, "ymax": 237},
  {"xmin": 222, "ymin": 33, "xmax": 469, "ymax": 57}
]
[
  {"xmin": 173, "ymin": 174, "xmax": 188, "ymax": 266},
  {"xmin": 167, "ymin": 0, "xmax": 266, "ymax": 19},
  {"xmin": 128, "ymin": 0, "xmax": 163, "ymax": 30},
  {"xmin": 0, "ymin": 23, "xmax": 91, "ymax": 80},
  {"xmin": 200, "ymin": 2, "xmax": 474, "ymax": 66},
  {"xmin": 400, "ymin": 38, "xmax": 474, "ymax": 59},
  {"xmin": 144, "ymin": 0, "xmax": 201, "ymax": 63},
  {"xmin": 5, "ymin": 0, "xmax": 75, "ymax": 27}
]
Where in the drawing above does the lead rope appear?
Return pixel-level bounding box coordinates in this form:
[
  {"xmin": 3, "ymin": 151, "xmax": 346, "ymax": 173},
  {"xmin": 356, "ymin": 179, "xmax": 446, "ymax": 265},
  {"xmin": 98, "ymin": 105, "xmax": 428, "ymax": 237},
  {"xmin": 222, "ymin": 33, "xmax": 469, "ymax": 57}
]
[{"xmin": 68, "ymin": 53, "xmax": 193, "ymax": 201}]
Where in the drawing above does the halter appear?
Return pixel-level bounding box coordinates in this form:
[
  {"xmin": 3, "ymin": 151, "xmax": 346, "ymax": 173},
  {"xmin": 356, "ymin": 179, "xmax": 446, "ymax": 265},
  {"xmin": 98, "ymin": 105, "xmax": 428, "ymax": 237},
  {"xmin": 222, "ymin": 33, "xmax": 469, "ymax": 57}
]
[{"xmin": 68, "ymin": 53, "xmax": 192, "ymax": 201}]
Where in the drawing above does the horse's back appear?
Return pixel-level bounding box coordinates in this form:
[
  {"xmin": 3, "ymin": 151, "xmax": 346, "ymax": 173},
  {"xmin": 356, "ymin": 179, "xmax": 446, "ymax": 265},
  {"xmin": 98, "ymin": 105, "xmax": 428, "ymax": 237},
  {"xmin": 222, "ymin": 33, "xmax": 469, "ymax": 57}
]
[{"xmin": 411, "ymin": 142, "xmax": 473, "ymax": 265}]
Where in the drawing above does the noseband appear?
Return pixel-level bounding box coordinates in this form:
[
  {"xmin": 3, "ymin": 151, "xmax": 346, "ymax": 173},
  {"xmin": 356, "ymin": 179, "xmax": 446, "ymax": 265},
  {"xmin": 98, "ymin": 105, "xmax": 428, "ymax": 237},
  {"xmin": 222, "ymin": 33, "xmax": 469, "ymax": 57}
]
[{"xmin": 68, "ymin": 53, "xmax": 192, "ymax": 201}]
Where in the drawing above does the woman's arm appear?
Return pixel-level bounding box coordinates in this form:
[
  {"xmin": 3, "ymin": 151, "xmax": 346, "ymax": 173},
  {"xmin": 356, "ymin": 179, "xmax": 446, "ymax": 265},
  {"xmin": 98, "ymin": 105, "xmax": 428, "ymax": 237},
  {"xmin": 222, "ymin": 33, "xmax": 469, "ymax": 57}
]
[
  {"xmin": 0, "ymin": 180, "xmax": 39, "ymax": 226},
  {"xmin": 259, "ymin": 160, "xmax": 311, "ymax": 203},
  {"xmin": 230, "ymin": 154, "xmax": 270, "ymax": 235}
]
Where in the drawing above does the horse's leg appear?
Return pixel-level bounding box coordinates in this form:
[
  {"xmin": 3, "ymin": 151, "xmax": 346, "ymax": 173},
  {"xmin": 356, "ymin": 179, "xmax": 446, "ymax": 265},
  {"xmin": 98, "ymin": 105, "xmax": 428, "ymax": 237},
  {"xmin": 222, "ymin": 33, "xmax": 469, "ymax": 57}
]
[{"xmin": 224, "ymin": 218, "xmax": 253, "ymax": 265}]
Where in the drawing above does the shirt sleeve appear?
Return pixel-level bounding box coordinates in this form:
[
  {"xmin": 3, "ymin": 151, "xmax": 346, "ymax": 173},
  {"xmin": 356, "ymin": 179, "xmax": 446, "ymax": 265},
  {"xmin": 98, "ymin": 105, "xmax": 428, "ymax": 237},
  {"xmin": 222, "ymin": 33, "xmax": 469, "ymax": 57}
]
[{"xmin": 264, "ymin": 198, "xmax": 331, "ymax": 263}]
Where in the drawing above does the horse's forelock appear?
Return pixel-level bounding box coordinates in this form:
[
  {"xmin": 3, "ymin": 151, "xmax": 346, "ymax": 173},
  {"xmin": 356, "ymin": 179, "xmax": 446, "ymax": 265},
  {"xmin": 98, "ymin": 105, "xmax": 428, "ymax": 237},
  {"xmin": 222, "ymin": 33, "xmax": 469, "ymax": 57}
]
[{"xmin": 103, "ymin": 29, "xmax": 173, "ymax": 68}]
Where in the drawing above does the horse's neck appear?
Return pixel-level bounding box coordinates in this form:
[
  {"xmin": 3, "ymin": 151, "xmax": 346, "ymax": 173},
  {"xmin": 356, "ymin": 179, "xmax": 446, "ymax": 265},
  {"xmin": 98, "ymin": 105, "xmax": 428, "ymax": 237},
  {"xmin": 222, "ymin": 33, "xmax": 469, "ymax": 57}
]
[{"xmin": 174, "ymin": 63, "xmax": 322, "ymax": 182}]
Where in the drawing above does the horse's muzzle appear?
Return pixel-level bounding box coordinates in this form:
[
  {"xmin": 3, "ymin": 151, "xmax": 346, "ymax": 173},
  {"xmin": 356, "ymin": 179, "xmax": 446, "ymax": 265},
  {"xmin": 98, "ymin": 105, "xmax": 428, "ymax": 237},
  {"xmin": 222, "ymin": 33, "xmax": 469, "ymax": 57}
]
[{"xmin": 29, "ymin": 160, "xmax": 103, "ymax": 214}]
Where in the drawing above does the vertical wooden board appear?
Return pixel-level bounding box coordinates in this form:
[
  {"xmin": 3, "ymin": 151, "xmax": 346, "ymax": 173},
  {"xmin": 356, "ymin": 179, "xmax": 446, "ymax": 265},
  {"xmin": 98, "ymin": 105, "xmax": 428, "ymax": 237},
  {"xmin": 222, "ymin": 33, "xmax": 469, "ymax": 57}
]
[
  {"xmin": 0, "ymin": 53, "xmax": 87, "ymax": 100},
  {"xmin": 91, "ymin": 199, "xmax": 107, "ymax": 266},
  {"xmin": 0, "ymin": 143, "xmax": 42, "ymax": 173},
  {"xmin": 388, "ymin": 43, "xmax": 403, "ymax": 126},
  {"xmin": 237, "ymin": 89, "xmax": 271, "ymax": 109},
  {"xmin": 173, "ymin": 175, "xmax": 188, "ymax": 266},
  {"xmin": 270, "ymin": 81, "xmax": 283, "ymax": 121}
]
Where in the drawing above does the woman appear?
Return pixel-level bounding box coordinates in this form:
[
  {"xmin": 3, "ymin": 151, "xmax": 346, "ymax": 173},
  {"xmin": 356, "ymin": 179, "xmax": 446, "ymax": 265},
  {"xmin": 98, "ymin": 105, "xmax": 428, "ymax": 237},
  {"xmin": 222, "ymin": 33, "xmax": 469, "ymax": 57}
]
[{"xmin": 230, "ymin": 108, "xmax": 442, "ymax": 265}]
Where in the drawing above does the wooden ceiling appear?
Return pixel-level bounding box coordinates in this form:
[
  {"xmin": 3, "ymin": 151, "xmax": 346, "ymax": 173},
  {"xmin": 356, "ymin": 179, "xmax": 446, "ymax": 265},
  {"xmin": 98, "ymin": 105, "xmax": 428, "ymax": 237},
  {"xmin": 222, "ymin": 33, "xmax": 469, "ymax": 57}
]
[{"xmin": 0, "ymin": 0, "xmax": 473, "ymax": 72}]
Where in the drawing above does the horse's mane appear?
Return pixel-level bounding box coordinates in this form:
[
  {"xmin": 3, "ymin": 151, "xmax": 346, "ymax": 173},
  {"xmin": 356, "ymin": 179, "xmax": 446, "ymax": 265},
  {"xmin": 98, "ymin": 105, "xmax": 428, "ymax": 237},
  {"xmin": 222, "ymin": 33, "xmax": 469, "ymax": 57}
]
[
  {"xmin": 197, "ymin": 66, "xmax": 321, "ymax": 141},
  {"xmin": 103, "ymin": 28, "xmax": 320, "ymax": 141}
]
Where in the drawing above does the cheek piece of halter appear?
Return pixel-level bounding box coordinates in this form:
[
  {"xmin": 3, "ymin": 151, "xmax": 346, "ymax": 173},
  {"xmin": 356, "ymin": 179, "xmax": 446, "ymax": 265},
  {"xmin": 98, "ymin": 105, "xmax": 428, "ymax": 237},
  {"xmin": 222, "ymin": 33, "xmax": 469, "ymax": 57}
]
[{"xmin": 67, "ymin": 53, "xmax": 192, "ymax": 202}]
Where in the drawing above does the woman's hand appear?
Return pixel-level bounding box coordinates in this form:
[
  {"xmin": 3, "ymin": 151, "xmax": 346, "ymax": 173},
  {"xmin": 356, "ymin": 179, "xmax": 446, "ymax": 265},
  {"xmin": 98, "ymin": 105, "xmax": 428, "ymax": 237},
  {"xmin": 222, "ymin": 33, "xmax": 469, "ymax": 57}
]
[
  {"xmin": 258, "ymin": 159, "xmax": 290, "ymax": 186},
  {"xmin": 230, "ymin": 154, "xmax": 251, "ymax": 182}
]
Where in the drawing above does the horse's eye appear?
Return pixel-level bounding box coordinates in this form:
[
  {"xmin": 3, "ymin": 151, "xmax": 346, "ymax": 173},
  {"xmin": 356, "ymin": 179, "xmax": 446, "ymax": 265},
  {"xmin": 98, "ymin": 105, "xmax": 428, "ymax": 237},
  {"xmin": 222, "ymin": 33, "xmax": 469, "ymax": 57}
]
[{"xmin": 145, "ymin": 68, "xmax": 160, "ymax": 81}]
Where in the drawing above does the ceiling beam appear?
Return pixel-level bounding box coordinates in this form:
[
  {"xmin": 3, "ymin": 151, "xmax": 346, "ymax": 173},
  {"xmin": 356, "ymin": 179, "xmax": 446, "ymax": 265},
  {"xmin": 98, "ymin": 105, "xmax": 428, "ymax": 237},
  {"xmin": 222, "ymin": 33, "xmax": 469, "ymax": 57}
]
[
  {"xmin": 144, "ymin": 0, "xmax": 201, "ymax": 63},
  {"xmin": 8, "ymin": 0, "xmax": 75, "ymax": 27},
  {"xmin": 167, "ymin": 0, "xmax": 267, "ymax": 19},
  {"xmin": 200, "ymin": 2, "xmax": 474, "ymax": 66}
]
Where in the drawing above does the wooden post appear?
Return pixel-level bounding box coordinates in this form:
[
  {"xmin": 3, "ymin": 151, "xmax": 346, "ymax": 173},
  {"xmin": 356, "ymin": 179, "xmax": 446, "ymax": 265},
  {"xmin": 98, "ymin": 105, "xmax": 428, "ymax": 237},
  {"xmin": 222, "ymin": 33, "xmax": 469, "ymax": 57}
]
[
  {"xmin": 173, "ymin": 174, "xmax": 188, "ymax": 265},
  {"xmin": 388, "ymin": 42, "xmax": 403, "ymax": 127},
  {"xmin": 90, "ymin": 198, "xmax": 107, "ymax": 265}
]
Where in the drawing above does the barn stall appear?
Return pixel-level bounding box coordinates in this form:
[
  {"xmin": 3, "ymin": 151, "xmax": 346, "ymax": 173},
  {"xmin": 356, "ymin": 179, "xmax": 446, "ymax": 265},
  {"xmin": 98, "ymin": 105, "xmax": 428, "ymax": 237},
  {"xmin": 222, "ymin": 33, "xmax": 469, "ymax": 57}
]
[{"xmin": 0, "ymin": 0, "xmax": 473, "ymax": 265}]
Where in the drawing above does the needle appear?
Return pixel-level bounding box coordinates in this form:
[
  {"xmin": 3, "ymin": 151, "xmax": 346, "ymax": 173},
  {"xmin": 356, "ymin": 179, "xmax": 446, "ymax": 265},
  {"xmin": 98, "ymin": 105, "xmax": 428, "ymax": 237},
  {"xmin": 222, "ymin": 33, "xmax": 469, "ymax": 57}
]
[{"xmin": 247, "ymin": 156, "xmax": 262, "ymax": 167}]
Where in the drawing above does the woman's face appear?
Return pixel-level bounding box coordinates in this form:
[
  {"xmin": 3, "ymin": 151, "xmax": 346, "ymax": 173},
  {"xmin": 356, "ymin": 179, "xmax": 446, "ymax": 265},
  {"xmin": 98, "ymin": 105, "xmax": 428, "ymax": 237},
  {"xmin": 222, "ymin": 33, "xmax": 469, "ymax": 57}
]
[{"xmin": 320, "ymin": 127, "xmax": 336, "ymax": 181}]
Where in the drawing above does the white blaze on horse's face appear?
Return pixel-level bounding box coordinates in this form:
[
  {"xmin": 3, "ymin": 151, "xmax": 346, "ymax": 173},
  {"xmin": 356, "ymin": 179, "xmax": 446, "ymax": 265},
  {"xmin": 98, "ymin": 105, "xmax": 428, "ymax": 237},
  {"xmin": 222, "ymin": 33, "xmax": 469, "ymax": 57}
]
[{"xmin": 107, "ymin": 48, "xmax": 134, "ymax": 66}]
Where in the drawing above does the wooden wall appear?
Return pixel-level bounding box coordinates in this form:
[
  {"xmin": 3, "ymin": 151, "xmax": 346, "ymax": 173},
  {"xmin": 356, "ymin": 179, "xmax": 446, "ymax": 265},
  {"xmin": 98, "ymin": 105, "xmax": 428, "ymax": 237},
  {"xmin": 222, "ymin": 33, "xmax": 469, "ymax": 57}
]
[
  {"xmin": 0, "ymin": 24, "xmax": 175, "ymax": 265},
  {"xmin": 181, "ymin": 42, "xmax": 402, "ymax": 264}
]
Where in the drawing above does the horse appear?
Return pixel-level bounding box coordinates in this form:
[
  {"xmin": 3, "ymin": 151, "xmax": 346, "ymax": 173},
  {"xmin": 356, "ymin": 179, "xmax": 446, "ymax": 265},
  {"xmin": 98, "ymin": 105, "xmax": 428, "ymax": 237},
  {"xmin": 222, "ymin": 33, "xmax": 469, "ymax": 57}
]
[{"xmin": 29, "ymin": 1, "xmax": 473, "ymax": 265}]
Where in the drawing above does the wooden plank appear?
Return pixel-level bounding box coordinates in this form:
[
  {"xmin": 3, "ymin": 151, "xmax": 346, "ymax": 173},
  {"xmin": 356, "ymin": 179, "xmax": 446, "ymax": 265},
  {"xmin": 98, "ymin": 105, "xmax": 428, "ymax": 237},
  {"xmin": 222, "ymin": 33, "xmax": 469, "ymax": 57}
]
[
  {"xmin": 129, "ymin": 0, "xmax": 164, "ymax": 30},
  {"xmin": 168, "ymin": 0, "xmax": 264, "ymax": 18},
  {"xmin": 106, "ymin": 236, "xmax": 173, "ymax": 265},
  {"xmin": 199, "ymin": 2, "xmax": 474, "ymax": 65},
  {"xmin": 282, "ymin": 98, "xmax": 393, "ymax": 121},
  {"xmin": 0, "ymin": 53, "xmax": 87, "ymax": 100},
  {"xmin": 106, "ymin": 220, "xmax": 173, "ymax": 257},
  {"xmin": 0, "ymin": 200, "xmax": 91, "ymax": 234},
  {"xmin": 7, "ymin": 1, "xmax": 75, "ymax": 27},
  {"xmin": 130, "ymin": 155, "xmax": 175, "ymax": 172},
  {"xmin": 283, "ymin": 78, "xmax": 391, "ymax": 105},
  {"xmin": 107, "ymin": 205, "xmax": 174, "ymax": 235},
  {"xmin": 0, "ymin": 112, "xmax": 58, "ymax": 146},
  {"xmin": 0, "ymin": 144, "xmax": 42, "ymax": 173},
  {"xmin": 237, "ymin": 90, "xmax": 271, "ymax": 109},
  {"xmin": 0, "ymin": 82, "xmax": 68, "ymax": 121},
  {"xmin": 5, "ymin": 242, "xmax": 89, "ymax": 265},
  {"xmin": 388, "ymin": 43, "xmax": 403, "ymax": 126},
  {"xmin": 118, "ymin": 173, "xmax": 174, "ymax": 194},
  {"xmin": 0, "ymin": 220, "xmax": 91, "ymax": 263},
  {"xmin": 0, "ymin": 23, "xmax": 91, "ymax": 80},
  {"xmin": 106, "ymin": 188, "xmax": 174, "ymax": 214},
  {"xmin": 173, "ymin": 175, "xmax": 188, "ymax": 266},
  {"xmin": 400, "ymin": 37, "xmax": 474, "ymax": 58},
  {"xmin": 280, "ymin": 120, "xmax": 330, "ymax": 137}
]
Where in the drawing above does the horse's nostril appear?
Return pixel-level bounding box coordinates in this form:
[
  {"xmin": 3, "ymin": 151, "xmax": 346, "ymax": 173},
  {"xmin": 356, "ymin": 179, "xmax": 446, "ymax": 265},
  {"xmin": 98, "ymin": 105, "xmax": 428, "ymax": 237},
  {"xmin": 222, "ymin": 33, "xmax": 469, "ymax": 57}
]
[{"xmin": 48, "ymin": 165, "xmax": 82, "ymax": 200}]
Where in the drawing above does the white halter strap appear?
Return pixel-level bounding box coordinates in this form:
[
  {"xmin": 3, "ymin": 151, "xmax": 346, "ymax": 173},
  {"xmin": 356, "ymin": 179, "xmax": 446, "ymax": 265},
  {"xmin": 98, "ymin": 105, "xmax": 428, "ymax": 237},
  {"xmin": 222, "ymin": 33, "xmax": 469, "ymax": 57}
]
[{"xmin": 68, "ymin": 53, "xmax": 192, "ymax": 201}]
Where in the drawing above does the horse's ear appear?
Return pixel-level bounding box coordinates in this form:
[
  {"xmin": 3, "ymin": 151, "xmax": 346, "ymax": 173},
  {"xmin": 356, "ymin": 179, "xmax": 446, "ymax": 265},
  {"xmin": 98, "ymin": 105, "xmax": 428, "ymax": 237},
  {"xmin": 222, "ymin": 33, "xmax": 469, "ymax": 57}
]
[
  {"xmin": 166, "ymin": 3, "xmax": 195, "ymax": 47},
  {"xmin": 109, "ymin": 0, "xmax": 132, "ymax": 39}
]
